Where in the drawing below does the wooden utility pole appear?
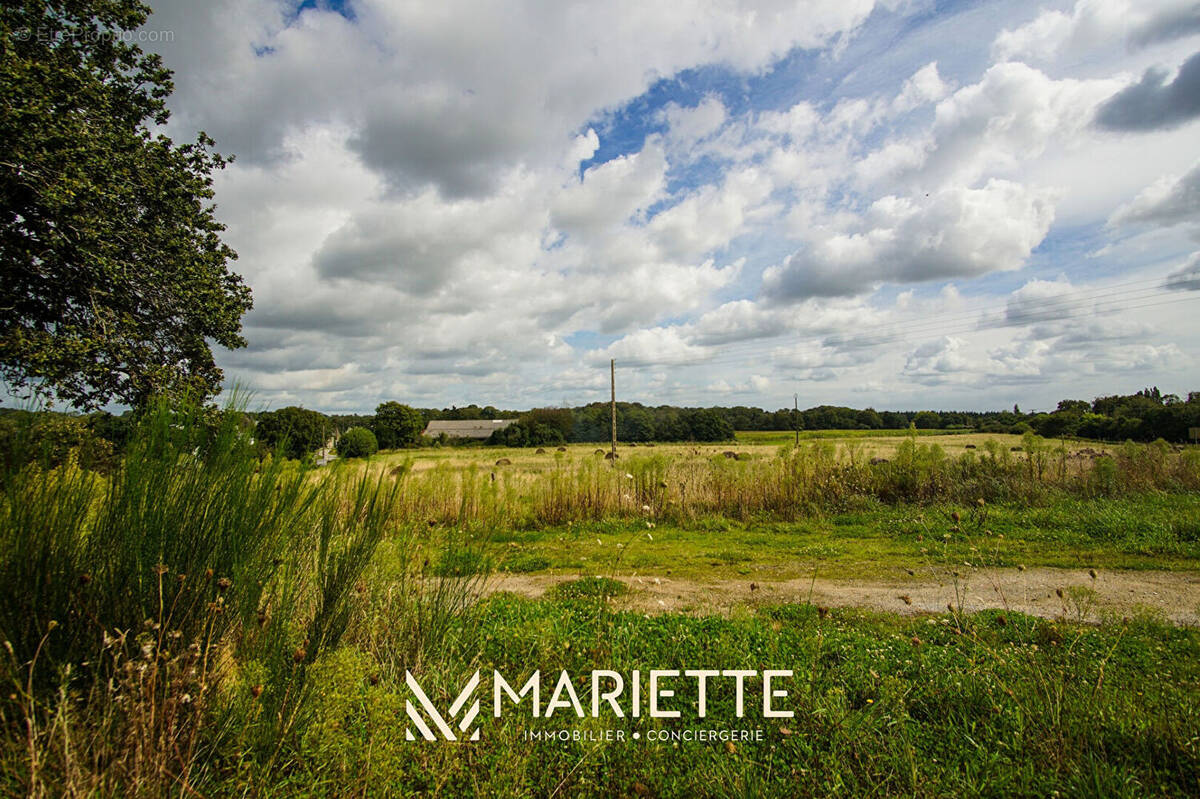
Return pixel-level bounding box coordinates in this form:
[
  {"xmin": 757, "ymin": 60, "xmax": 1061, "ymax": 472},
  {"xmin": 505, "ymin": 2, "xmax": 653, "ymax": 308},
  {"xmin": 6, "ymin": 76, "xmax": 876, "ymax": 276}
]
[
  {"xmin": 794, "ymin": 393, "xmax": 800, "ymax": 448},
  {"xmin": 610, "ymin": 359, "xmax": 617, "ymax": 462}
]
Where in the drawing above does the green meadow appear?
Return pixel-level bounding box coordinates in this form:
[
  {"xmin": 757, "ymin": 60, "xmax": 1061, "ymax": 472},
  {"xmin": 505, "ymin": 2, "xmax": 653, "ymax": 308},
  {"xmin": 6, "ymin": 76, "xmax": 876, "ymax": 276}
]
[{"xmin": 3, "ymin": 409, "xmax": 1199, "ymax": 796}]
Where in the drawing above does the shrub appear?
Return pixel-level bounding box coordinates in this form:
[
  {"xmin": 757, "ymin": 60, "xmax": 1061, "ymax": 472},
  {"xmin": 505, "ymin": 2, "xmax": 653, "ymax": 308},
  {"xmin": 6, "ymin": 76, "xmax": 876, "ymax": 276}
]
[
  {"xmin": 489, "ymin": 420, "xmax": 565, "ymax": 447},
  {"xmin": 0, "ymin": 410, "xmax": 117, "ymax": 472},
  {"xmin": 337, "ymin": 426, "xmax": 378, "ymax": 459}
]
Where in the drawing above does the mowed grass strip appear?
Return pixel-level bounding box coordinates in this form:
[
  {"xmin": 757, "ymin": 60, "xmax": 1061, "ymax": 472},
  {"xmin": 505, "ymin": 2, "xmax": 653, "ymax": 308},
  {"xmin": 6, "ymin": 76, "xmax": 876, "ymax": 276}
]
[{"xmin": 426, "ymin": 494, "xmax": 1200, "ymax": 581}]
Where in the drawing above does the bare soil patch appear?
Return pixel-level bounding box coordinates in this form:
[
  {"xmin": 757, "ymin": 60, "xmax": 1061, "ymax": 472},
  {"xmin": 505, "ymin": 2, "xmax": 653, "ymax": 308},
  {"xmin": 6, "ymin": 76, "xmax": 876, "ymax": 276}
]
[{"xmin": 490, "ymin": 567, "xmax": 1200, "ymax": 624}]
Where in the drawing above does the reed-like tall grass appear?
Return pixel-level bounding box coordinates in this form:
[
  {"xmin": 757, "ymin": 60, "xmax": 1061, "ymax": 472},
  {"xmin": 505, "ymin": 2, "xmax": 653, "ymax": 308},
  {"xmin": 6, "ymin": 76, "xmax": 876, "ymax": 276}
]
[
  {"xmin": 385, "ymin": 435, "xmax": 1200, "ymax": 529},
  {"xmin": 0, "ymin": 400, "xmax": 403, "ymax": 795}
]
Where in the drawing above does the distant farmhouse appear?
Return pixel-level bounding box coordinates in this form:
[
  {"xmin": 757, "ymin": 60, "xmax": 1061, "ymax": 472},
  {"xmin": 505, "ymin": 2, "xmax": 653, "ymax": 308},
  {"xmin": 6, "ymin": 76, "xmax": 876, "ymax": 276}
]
[{"xmin": 423, "ymin": 419, "xmax": 516, "ymax": 440}]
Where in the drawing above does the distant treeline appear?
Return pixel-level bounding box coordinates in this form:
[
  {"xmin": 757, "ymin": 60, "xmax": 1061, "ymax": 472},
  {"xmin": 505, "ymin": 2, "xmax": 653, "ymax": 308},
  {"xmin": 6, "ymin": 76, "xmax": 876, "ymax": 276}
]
[{"xmin": 4, "ymin": 387, "xmax": 1197, "ymax": 463}]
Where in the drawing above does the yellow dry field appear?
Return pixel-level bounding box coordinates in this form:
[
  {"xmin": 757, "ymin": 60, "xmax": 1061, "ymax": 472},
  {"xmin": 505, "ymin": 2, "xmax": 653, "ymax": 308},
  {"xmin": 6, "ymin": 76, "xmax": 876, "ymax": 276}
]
[{"xmin": 349, "ymin": 431, "xmax": 1114, "ymax": 479}]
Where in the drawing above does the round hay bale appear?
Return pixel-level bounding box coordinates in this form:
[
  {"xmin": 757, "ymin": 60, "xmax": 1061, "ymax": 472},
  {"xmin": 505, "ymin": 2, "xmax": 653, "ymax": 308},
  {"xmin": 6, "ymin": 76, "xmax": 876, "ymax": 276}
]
[
  {"xmin": 594, "ymin": 449, "xmax": 605, "ymax": 455},
  {"xmin": 557, "ymin": 446, "xmax": 567, "ymax": 452},
  {"xmin": 964, "ymin": 444, "xmax": 977, "ymax": 449},
  {"xmin": 535, "ymin": 448, "xmax": 546, "ymax": 454},
  {"xmin": 722, "ymin": 450, "xmax": 737, "ymax": 459},
  {"xmin": 495, "ymin": 458, "xmax": 512, "ymax": 465},
  {"xmin": 604, "ymin": 451, "xmax": 619, "ymax": 460}
]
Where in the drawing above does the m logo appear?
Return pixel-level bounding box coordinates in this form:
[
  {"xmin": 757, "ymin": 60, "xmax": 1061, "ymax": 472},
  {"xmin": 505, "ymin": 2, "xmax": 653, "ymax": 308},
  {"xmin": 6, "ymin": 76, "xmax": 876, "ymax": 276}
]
[{"xmin": 405, "ymin": 670, "xmax": 481, "ymax": 741}]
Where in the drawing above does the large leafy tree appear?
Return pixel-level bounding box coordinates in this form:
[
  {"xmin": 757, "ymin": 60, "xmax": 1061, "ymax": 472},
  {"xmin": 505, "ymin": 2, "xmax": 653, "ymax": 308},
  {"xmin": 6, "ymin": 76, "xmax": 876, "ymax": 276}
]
[
  {"xmin": 372, "ymin": 401, "xmax": 424, "ymax": 449},
  {"xmin": 254, "ymin": 407, "xmax": 329, "ymax": 461},
  {"xmin": 0, "ymin": 1, "xmax": 251, "ymax": 409}
]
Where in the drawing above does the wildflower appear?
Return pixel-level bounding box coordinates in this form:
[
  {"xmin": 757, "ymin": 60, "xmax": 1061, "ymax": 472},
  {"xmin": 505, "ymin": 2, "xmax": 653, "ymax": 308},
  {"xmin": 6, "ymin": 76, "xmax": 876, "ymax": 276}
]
[
  {"xmin": 46, "ymin": 620, "xmax": 58, "ymax": 632},
  {"xmin": 1017, "ymin": 564, "xmax": 1026, "ymax": 572},
  {"xmin": 216, "ymin": 577, "xmax": 232, "ymax": 592},
  {"xmin": 292, "ymin": 647, "xmax": 307, "ymax": 663},
  {"xmin": 1089, "ymin": 569, "xmax": 1097, "ymax": 579},
  {"xmin": 911, "ymin": 636, "xmax": 921, "ymax": 646},
  {"xmin": 204, "ymin": 568, "xmax": 214, "ymax": 580},
  {"xmin": 78, "ymin": 573, "xmax": 92, "ymax": 586},
  {"xmin": 251, "ymin": 684, "xmax": 264, "ymax": 698},
  {"xmin": 180, "ymin": 693, "xmax": 193, "ymax": 704},
  {"xmin": 899, "ymin": 595, "xmax": 912, "ymax": 605},
  {"xmin": 625, "ymin": 473, "xmax": 633, "ymax": 480},
  {"xmin": 641, "ymin": 504, "xmax": 651, "ymax": 513},
  {"xmin": 153, "ymin": 564, "xmax": 169, "ymax": 576}
]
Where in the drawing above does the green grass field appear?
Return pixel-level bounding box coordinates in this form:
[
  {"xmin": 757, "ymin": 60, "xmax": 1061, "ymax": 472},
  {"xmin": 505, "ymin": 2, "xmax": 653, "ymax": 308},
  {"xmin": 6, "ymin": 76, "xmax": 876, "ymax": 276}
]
[
  {"xmin": 472, "ymin": 494, "xmax": 1200, "ymax": 581},
  {"xmin": 238, "ymin": 598, "xmax": 1200, "ymax": 797}
]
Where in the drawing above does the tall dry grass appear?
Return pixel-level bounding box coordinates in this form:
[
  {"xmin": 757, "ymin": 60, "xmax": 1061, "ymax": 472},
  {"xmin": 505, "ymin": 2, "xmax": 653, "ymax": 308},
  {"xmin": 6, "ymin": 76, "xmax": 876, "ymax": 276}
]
[{"xmin": 384, "ymin": 434, "xmax": 1200, "ymax": 529}]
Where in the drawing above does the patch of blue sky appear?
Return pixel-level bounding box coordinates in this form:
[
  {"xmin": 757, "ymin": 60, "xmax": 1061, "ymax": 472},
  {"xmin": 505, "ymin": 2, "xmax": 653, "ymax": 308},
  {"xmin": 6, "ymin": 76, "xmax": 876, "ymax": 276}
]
[
  {"xmin": 563, "ymin": 330, "xmax": 616, "ymax": 350},
  {"xmin": 1017, "ymin": 219, "xmax": 1195, "ymax": 287},
  {"xmin": 578, "ymin": 2, "xmax": 1008, "ymax": 185},
  {"xmin": 662, "ymin": 153, "xmax": 729, "ymax": 197},
  {"xmin": 292, "ymin": 0, "xmax": 355, "ymax": 22},
  {"xmin": 723, "ymin": 237, "xmax": 797, "ymax": 300}
]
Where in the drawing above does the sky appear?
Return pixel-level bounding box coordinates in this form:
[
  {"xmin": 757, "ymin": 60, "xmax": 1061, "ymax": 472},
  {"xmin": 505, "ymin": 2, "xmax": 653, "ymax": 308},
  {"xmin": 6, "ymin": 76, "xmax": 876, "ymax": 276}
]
[{"xmin": 138, "ymin": 0, "xmax": 1200, "ymax": 413}]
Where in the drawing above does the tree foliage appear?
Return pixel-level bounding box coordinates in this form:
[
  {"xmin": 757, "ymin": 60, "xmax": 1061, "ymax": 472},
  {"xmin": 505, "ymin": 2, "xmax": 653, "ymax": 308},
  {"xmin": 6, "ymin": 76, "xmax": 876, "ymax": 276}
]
[
  {"xmin": 254, "ymin": 407, "xmax": 328, "ymax": 461},
  {"xmin": 371, "ymin": 401, "xmax": 423, "ymax": 449},
  {"xmin": 336, "ymin": 426, "xmax": 378, "ymax": 459},
  {"xmin": 0, "ymin": 0, "xmax": 251, "ymax": 408}
]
